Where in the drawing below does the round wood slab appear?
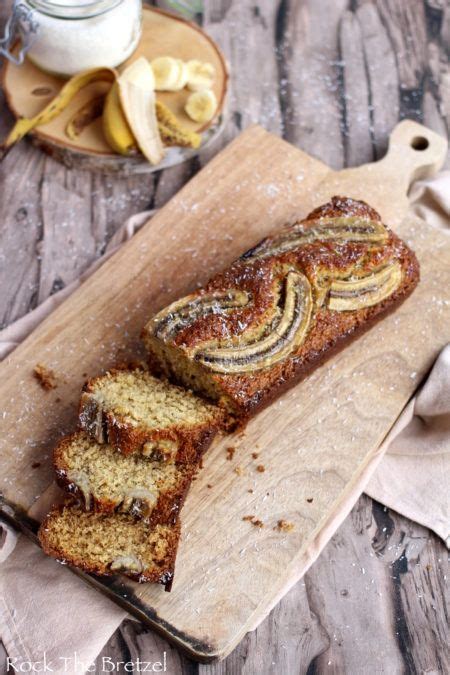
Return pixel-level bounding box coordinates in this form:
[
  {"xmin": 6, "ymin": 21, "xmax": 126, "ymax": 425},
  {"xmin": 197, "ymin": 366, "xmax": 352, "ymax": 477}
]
[{"xmin": 2, "ymin": 7, "xmax": 228, "ymax": 173}]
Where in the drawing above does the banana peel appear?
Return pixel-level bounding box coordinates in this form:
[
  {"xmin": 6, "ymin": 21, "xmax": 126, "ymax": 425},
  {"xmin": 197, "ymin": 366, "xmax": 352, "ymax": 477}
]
[
  {"xmin": 3, "ymin": 67, "xmax": 116, "ymax": 150},
  {"xmin": 66, "ymin": 95, "xmax": 106, "ymax": 141},
  {"xmin": 156, "ymin": 101, "xmax": 201, "ymax": 149},
  {"xmin": 103, "ymin": 82, "xmax": 201, "ymax": 155},
  {"xmin": 117, "ymin": 57, "xmax": 164, "ymax": 166},
  {"xmin": 3, "ymin": 58, "xmax": 201, "ymax": 161}
]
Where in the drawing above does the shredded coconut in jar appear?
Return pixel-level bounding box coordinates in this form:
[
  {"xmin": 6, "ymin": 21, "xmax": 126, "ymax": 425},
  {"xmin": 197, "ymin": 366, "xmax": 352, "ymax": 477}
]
[{"xmin": 26, "ymin": 0, "xmax": 142, "ymax": 77}]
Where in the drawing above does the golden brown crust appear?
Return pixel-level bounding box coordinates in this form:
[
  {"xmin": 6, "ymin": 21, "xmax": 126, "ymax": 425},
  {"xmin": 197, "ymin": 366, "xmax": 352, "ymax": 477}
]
[
  {"xmin": 38, "ymin": 501, "xmax": 180, "ymax": 586},
  {"xmin": 53, "ymin": 433, "xmax": 197, "ymax": 525},
  {"xmin": 144, "ymin": 197, "xmax": 420, "ymax": 422}
]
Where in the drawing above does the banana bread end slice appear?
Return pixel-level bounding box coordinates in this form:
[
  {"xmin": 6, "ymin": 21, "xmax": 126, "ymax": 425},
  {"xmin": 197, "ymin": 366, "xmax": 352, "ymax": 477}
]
[
  {"xmin": 79, "ymin": 367, "xmax": 226, "ymax": 462},
  {"xmin": 38, "ymin": 502, "xmax": 180, "ymax": 586}
]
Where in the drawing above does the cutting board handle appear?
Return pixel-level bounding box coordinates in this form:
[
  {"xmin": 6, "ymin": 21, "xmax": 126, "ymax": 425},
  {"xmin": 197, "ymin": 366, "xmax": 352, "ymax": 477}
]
[{"xmin": 381, "ymin": 120, "xmax": 448, "ymax": 186}]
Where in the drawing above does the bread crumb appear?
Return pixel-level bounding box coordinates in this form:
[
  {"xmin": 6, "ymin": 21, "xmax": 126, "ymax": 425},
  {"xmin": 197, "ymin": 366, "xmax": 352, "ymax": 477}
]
[
  {"xmin": 275, "ymin": 520, "xmax": 295, "ymax": 532},
  {"xmin": 226, "ymin": 447, "xmax": 236, "ymax": 461},
  {"xmin": 251, "ymin": 452, "xmax": 259, "ymax": 459},
  {"xmin": 256, "ymin": 464, "xmax": 265, "ymax": 473},
  {"xmin": 33, "ymin": 364, "xmax": 57, "ymax": 390},
  {"xmin": 243, "ymin": 515, "xmax": 264, "ymax": 528},
  {"xmin": 234, "ymin": 466, "xmax": 244, "ymax": 476}
]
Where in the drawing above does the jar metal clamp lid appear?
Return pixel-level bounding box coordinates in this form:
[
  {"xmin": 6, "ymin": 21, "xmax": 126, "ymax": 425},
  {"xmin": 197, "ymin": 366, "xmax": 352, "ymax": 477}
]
[{"xmin": 0, "ymin": 1, "xmax": 39, "ymax": 65}]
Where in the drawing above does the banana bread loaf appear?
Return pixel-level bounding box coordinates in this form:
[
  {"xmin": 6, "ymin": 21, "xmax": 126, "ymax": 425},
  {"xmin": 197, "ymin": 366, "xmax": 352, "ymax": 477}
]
[
  {"xmin": 54, "ymin": 431, "xmax": 196, "ymax": 524},
  {"xmin": 143, "ymin": 196, "xmax": 420, "ymax": 423},
  {"xmin": 79, "ymin": 366, "xmax": 226, "ymax": 460},
  {"xmin": 38, "ymin": 501, "xmax": 180, "ymax": 586}
]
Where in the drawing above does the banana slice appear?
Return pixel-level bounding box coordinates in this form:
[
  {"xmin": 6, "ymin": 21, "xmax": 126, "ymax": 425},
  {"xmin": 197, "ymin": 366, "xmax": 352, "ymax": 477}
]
[
  {"xmin": 151, "ymin": 56, "xmax": 185, "ymax": 91},
  {"xmin": 194, "ymin": 271, "xmax": 313, "ymax": 373},
  {"xmin": 247, "ymin": 217, "xmax": 389, "ymax": 261},
  {"xmin": 186, "ymin": 60, "xmax": 215, "ymax": 91},
  {"xmin": 185, "ymin": 89, "xmax": 218, "ymax": 124},
  {"xmin": 150, "ymin": 289, "xmax": 251, "ymax": 341},
  {"xmin": 174, "ymin": 59, "xmax": 189, "ymax": 91},
  {"xmin": 103, "ymin": 82, "xmax": 137, "ymax": 155},
  {"xmin": 118, "ymin": 57, "xmax": 164, "ymax": 165},
  {"xmin": 328, "ymin": 262, "xmax": 402, "ymax": 311}
]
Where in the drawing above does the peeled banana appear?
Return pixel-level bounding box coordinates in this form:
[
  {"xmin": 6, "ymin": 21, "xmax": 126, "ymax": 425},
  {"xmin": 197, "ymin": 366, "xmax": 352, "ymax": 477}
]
[
  {"xmin": 186, "ymin": 60, "xmax": 215, "ymax": 91},
  {"xmin": 103, "ymin": 84, "xmax": 201, "ymax": 155},
  {"xmin": 117, "ymin": 57, "xmax": 164, "ymax": 166},
  {"xmin": 102, "ymin": 82, "xmax": 137, "ymax": 155},
  {"xmin": 185, "ymin": 89, "xmax": 218, "ymax": 124},
  {"xmin": 3, "ymin": 67, "xmax": 116, "ymax": 150}
]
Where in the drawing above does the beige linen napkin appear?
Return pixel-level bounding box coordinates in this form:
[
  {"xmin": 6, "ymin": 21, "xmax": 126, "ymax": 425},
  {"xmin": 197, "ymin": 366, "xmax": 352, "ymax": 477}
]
[
  {"xmin": 1, "ymin": 176, "xmax": 449, "ymax": 671},
  {"xmin": 364, "ymin": 171, "xmax": 450, "ymax": 546}
]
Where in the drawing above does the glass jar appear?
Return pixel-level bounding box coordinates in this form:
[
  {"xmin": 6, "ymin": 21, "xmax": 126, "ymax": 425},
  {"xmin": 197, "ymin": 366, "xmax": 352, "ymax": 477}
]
[{"xmin": 1, "ymin": 0, "xmax": 142, "ymax": 78}]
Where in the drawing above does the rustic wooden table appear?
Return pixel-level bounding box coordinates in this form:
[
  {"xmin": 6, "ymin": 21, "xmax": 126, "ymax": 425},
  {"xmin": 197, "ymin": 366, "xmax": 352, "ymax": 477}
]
[{"xmin": 0, "ymin": 1, "xmax": 448, "ymax": 673}]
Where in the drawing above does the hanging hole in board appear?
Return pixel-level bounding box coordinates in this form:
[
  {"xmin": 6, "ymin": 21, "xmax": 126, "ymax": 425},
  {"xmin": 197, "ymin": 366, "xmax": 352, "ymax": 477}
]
[{"xmin": 410, "ymin": 136, "xmax": 429, "ymax": 151}]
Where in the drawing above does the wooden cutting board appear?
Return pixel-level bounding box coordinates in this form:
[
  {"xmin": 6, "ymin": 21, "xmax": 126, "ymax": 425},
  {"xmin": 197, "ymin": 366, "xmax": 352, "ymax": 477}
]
[{"xmin": 0, "ymin": 121, "xmax": 448, "ymax": 662}]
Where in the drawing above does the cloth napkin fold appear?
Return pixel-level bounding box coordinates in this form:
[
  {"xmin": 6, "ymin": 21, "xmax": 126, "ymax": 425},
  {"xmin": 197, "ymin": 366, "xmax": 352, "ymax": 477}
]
[{"xmin": 1, "ymin": 175, "xmax": 449, "ymax": 673}]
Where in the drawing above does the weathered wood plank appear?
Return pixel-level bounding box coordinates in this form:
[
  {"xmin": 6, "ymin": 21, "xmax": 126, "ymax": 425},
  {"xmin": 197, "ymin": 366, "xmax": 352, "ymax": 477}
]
[
  {"xmin": 376, "ymin": 0, "xmax": 428, "ymax": 91},
  {"xmin": 0, "ymin": 144, "xmax": 45, "ymax": 327},
  {"xmin": 339, "ymin": 10, "xmax": 373, "ymax": 166},
  {"xmin": 94, "ymin": 620, "xmax": 196, "ymax": 675},
  {"xmin": 0, "ymin": 0, "xmax": 448, "ymax": 672},
  {"xmin": 197, "ymin": 583, "xmax": 329, "ymax": 675},
  {"xmin": 276, "ymin": 0, "xmax": 348, "ymax": 169},
  {"xmin": 305, "ymin": 497, "xmax": 406, "ymax": 674},
  {"xmin": 357, "ymin": 2, "xmax": 400, "ymax": 160},
  {"xmin": 93, "ymin": 498, "xmax": 449, "ymax": 674}
]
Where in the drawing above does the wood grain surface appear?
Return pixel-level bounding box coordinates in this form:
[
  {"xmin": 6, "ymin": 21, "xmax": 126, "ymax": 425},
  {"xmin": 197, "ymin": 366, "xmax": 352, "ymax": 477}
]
[{"xmin": 0, "ymin": 0, "xmax": 449, "ymax": 673}]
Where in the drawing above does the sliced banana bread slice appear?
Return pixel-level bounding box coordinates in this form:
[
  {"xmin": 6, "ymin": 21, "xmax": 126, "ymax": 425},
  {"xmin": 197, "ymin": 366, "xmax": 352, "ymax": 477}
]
[
  {"xmin": 38, "ymin": 502, "xmax": 180, "ymax": 586},
  {"xmin": 54, "ymin": 431, "xmax": 195, "ymax": 523},
  {"xmin": 79, "ymin": 367, "xmax": 226, "ymax": 462}
]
